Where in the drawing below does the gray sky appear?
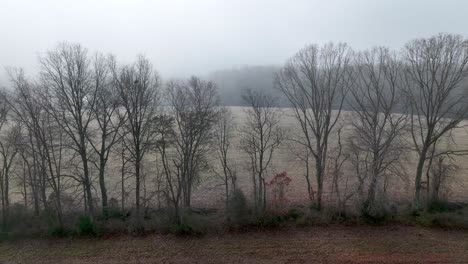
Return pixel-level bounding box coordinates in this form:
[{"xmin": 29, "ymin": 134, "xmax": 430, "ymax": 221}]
[{"xmin": 1, "ymin": 0, "xmax": 468, "ymax": 84}]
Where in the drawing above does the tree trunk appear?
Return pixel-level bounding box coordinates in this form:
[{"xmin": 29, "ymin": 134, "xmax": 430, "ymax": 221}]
[
  {"xmin": 315, "ymin": 157, "xmax": 324, "ymax": 211},
  {"xmin": 99, "ymin": 159, "xmax": 108, "ymax": 214},
  {"xmin": 252, "ymin": 169, "xmax": 258, "ymax": 214},
  {"xmin": 82, "ymin": 153, "xmax": 94, "ymax": 218},
  {"xmin": 414, "ymin": 146, "xmax": 428, "ymax": 211},
  {"xmin": 225, "ymin": 172, "xmax": 229, "ymax": 209},
  {"xmin": 135, "ymin": 156, "xmax": 141, "ymax": 218},
  {"xmin": 366, "ymin": 152, "xmax": 380, "ymax": 211}
]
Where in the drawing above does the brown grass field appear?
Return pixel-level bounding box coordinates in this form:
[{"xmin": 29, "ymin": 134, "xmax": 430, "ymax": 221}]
[
  {"xmin": 10, "ymin": 107, "xmax": 465, "ymax": 210},
  {"xmin": 1, "ymin": 225, "xmax": 468, "ymax": 263},
  {"xmin": 186, "ymin": 107, "xmax": 468, "ymax": 209}
]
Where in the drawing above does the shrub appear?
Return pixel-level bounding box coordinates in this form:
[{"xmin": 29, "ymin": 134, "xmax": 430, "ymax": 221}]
[
  {"xmin": 414, "ymin": 207, "xmax": 468, "ymax": 229},
  {"xmin": 428, "ymin": 200, "xmax": 464, "ymax": 213},
  {"xmin": 7, "ymin": 204, "xmax": 30, "ymax": 225},
  {"xmin": 359, "ymin": 199, "xmax": 396, "ymax": 225},
  {"xmin": 267, "ymin": 171, "xmax": 292, "ymax": 214},
  {"xmin": 255, "ymin": 213, "xmax": 286, "ymax": 229},
  {"xmin": 187, "ymin": 211, "xmax": 217, "ymax": 234},
  {"xmin": 128, "ymin": 217, "xmax": 145, "ymax": 236},
  {"xmin": 1, "ymin": 204, "xmax": 51, "ymax": 238},
  {"xmin": 102, "ymin": 207, "xmax": 125, "ymax": 220},
  {"xmin": 286, "ymin": 208, "xmax": 304, "ymax": 220},
  {"xmin": 170, "ymin": 223, "xmax": 201, "ymax": 236},
  {"xmin": 226, "ymin": 188, "xmax": 251, "ymax": 226},
  {"xmin": 48, "ymin": 225, "xmax": 67, "ymax": 237},
  {"xmin": 77, "ymin": 215, "xmax": 96, "ymax": 236},
  {"xmin": 169, "ymin": 212, "xmax": 216, "ymax": 236},
  {"xmin": 148, "ymin": 208, "xmax": 176, "ymax": 233}
]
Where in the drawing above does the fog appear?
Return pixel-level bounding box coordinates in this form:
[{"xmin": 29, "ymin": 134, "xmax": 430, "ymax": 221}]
[
  {"xmin": 3, "ymin": 1, "xmax": 468, "ymax": 257},
  {"xmin": 1, "ymin": 0, "xmax": 468, "ymax": 85}
]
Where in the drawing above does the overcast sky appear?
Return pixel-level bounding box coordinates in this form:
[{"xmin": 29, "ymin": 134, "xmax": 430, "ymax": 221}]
[{"xmin": 1, "ymin": 0, "xmax": 468, "ymax": 84}]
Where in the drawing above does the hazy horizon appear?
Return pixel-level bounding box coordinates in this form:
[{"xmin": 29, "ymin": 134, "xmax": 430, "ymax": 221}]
[{"xmin": 2, "ymin": 0, "xmax": 468, "ymax": 85}]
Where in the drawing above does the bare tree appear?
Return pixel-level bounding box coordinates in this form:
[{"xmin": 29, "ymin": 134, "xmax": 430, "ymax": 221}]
[
  {"xmin": 402, "ymin": 33, "xmax": 468, "ymax": 210},
  {"xmin": 166, "ymin": 77, "xmax": 220, "ymax": 208},
  {"xmin": 0, "ymin": 123, "xmax": 21, "ymax": 229},
  {"xmin": 39, "ymin": 43, "xmax": 99, "ymax": 217},
  {"xmin": 348, "ymin": 47, "xmax": 407, "ymax": 213},
  {"xmin": 275, "ymin": 43, "xmax": 353, "ymax": 210},
  {"xmin": 214, "ymin": 107, "xmax": 237, "ymax": 209},
  {"xmin": 112, "ymin": 140, "xmax": 132, "ymax": 212},
  {"xmin": 7, "ymin": 69, "xmax": 66, "ymax": 223},
  {"xmin": 328, "ymin": 126, "xmax": 353, "ymax": 214},
  {"xmin": 111, "ymin": 55, "xmax": 161, "ymax": 217},
  {"xmin": 88, "ymin": 54, "xmax": 126, "ymax": 214},
  {"xmin": 0, "ymin": 92, "xmax": 19, "ymax": 228},
  {"xmin": 240, "ymin": 89, "xmax": 284, "ymax": 214},
  {"xmin": 154, "ymin": 114, "xmax": 183, "ymax": 223},
  {"xmin": 423, "ymin": 136, "xmax": 459, "ymax": 206}
]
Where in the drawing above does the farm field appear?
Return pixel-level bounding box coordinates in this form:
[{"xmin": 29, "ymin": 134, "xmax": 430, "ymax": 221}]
[
  {"xmin": 184, "ymin": 107, "xmax": 468, "ymax": 209},
  {"xmin": 9, "ymin": 106, "xmax": 468, "ymax": 211},
  {"xmin": 1, "ymin": 225, "xmax": 468, "ymax": 264}
]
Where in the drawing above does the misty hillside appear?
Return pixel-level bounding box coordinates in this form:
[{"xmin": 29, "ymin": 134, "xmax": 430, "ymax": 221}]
[{"xmin": 208, "ymin": 65, "xmax": 282, "ymax": 106}]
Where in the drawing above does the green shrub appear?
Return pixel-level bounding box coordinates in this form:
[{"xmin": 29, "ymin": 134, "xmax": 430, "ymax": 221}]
[
  {"xmin": 226, "ymin": 189, "xmax": 251, "ymax": 226},
  {"xmin": 324, "ymin": 206, "xmax": 350, "ymax": 223},
  {"xmin": 256, "ymin": 214, "xmax": 281, "ymax": 228},
  {"xmin": 170, "ymin": 222, "xmax": 201, "ymax": 236},
  {"xmin": 48, "ymin": 225, "xmax": 67, "ymax": 237},
  {"xmin": 148, "ymin": 209, "xmax": 174, "ymax": 233},
  {"xmin": 254, "ymin": 211, "xmax": 292, "ymax": 229},
  {"xmin": 359, "ymin": 202, "xmax": 395, "ymax": 224},
  {"xmin": 128, "ymin": 217, "xmax": 145, "ymax": 236},
  {"xmin": 102, "ymin": 207, "xmax": 125, "ymax": 220},
  {"xmin": 77, "ymin": 215, "xmax": 96, "ymax": 236},
  {"xmin": 428, "ymin": 200, "xmax": 464, "ymax": 213},
  {"xmin": 414, "ymin": 209, "xmax": 468, "ymax": 229},
  {"xmin": 0, "ymin": 231, "xmax": 9, "ymax": 240},
  {"xmin": 286, "ymin": 208, "xmax": 304, "ymax": 220},
  {"xmin": 428, "ymin": 200, "xmax": 449, "ymax": 213}
]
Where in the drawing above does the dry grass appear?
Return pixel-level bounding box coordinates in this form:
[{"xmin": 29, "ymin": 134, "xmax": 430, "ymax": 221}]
[
  {"xmin": 1, "ymin": 225, "xmax": 468, "ymax": 263},
  {"xmin": 186, "ymin": 107, "xmax": 468, "ymax": 209},
  {"xmin": 9, "ymin": 107, "xmax": 468, "ymax": 210}
]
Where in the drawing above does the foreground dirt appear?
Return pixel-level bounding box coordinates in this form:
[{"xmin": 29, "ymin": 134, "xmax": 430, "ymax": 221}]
[{"xmin": 1, "ymin": 225, "xmax": 468, "ymax": 264}]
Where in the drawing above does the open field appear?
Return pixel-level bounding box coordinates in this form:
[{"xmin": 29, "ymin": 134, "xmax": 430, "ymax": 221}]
[
  {"xmin": 183, "ymin": 107, "xmax": 468, "ymax": 209},
  {"xmin": 7, "ymin": 107, "xmax": 467, "ymax": 210},
  {"xmin": 1, "ymin": 225, "xmax": 468, "ymax": 263}
]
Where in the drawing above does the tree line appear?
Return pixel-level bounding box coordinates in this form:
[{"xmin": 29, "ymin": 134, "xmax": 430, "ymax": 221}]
[{"xmin": 1, "ymin": 33, "xmax": 468, "ymax": 231}]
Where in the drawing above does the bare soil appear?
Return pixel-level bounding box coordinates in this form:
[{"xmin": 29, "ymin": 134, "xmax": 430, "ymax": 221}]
[{"xmin": 1, "ymin": 225, "xmax": 468, "ymax": 263}]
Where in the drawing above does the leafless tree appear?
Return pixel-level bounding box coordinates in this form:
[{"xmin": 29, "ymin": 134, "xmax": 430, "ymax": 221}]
[
  {"xmin": 9, "ymin": 70, "xmax": 70, "ymax": 225},
  {"xmin": 402, "ymin": 33, "xmax": 468, "ymax": 210},
  {"xmin": 240, "ymin": 89, "xmax": 284, "ymax": 214},
  {"xmin": 111, "ymin": 55, "xmax": 161, "ymax": 217},
  {"xmin": 429, "ymin": 156, "xmax": 457, "ymax": 204},
  {"xmin": 347, "ymin": 47, "xmax": 407, "ymax": 213},
  {"xmin": 327, "ymin": 126, "xmax": 352, "ymax": 214},
  {"xmin": 39, "ymin": 43, "xmax": 98, "ymax": 217},
  {"xmin": 213, "ymin": 107, "xmax": 237, "ymax": 209},
  {"xmin": 0, "ymin": 123, "xmax": 21, "ymax": 228},
  {"xmin": 275, "ymin": 43, "xmax": 353, "ymax": 210},
  {"xmin": 112, "ymin": 140, "xmax": 132, "ymax": 212},
  {"xmin": 7, "ymin": 69, "xmax": 68, "ymax": 225},
  {"xmin": 166, "ymin": 77, "xmax": 220, "ymax": 208},
  {"xmin": 285, "ymin": 136, "xmax": 314, "ymax": 201},
  {"xmin": 154, "ymin": 114, "xmax": 183, "ymax": 223},
  {"xmin": 0, "ymin": 91, "xmax": 19, "ymax": 228},
  {"xmin": 87, "ymin": 54, "xmax": 126, "ymax": 214},
  {"xmin": 7, "ymin": 70, "xmax": 42, "ymax": 215}
]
